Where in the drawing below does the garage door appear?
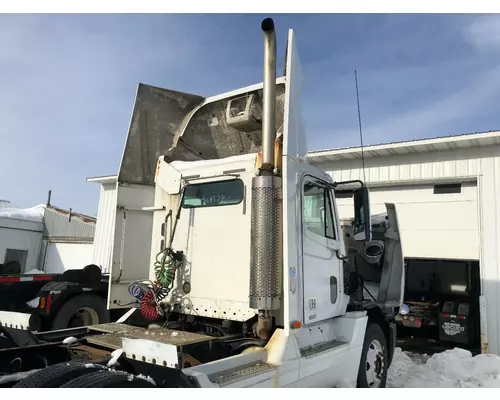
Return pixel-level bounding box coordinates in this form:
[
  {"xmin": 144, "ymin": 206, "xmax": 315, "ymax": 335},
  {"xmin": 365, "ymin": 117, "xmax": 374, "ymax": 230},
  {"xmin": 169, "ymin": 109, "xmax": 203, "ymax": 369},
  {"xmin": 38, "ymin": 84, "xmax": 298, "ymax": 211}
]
[
  {"xmin": 43, "ymin": 242, "xmax": 94, "ymax": 274},
  {"xmin": 336, "ymin": 181, "xmax": 479, "ymax": 260}
]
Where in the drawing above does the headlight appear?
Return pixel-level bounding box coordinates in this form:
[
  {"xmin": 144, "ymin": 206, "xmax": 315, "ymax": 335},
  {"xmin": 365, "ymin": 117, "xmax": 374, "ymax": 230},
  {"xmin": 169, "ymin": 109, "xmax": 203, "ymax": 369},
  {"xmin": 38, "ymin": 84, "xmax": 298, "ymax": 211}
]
[{"xmin": 400, "ymin": 303, "xmax": 410, "ymax": 315}]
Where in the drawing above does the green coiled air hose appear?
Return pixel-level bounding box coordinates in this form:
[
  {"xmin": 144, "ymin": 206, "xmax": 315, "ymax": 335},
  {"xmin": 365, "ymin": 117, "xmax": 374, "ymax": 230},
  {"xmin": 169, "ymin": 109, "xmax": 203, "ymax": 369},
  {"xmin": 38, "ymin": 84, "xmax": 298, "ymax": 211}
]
[{"xmin": 154, "ymin": 248, "xmax": 177, "ymax": 290}]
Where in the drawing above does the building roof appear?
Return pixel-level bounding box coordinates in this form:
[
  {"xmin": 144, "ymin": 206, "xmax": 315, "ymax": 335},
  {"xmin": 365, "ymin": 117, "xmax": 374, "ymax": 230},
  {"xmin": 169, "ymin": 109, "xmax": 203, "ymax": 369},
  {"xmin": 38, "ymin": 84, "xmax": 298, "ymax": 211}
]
[
  {"xmin": 43, "ymin": 205, "xmax": 96, "ymax": 240},
  {"xmin": 308, "ymin": 129, "xmax": 500, "ymax": 163},
  {"xmin": 46, "ymin": 205, "xmax": 96, "ymax": 224},
  {"xmin": 86, "ymin": 175, "xmax": 118, "ymax": 184}
]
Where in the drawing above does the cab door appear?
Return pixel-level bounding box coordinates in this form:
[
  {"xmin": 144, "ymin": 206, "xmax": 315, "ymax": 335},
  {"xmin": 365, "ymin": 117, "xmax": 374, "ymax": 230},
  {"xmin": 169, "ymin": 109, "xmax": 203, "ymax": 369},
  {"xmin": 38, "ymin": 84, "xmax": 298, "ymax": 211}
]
[{"xmin": 301, "ymin": 175, "xmax": 344, "ymax": 324}]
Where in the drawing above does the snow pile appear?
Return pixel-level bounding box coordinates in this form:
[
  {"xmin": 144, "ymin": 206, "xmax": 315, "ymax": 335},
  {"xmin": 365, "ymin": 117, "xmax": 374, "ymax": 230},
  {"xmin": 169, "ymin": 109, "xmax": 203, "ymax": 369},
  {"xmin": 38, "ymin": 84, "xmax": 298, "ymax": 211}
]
[
  {"xmin": 24, "ymin": 269, "xmax": 45, "ymax": 275},
  {"xmin": 0, "ymin": 204, "xmax": 45, "ymax": 223},
  {"xmin": 62, "ymin": 337, "xmax": 78, "ymax": 345},
  {"xmin": 26, "ymin": 297, "xmax": 40, "ymax": 308},
  {"xmin": 107, "ymin": 348, "xmax": 124, "ymax": 367},
  {"xmin": 126, "ymin": 373, "xmax": 156, "ymax": 386},
  {"xmin": 136, "ymin": 374, "xmax": 156, "ymax": 386},
  {"xmin": 388, "ymin": 347, "xmax": 500, "ymax": 388}
]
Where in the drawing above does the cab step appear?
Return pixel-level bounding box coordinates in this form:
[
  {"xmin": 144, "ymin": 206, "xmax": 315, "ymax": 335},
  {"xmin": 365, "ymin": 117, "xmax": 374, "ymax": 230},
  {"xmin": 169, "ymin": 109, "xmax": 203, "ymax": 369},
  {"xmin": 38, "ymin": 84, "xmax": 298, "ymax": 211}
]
[{"xmin": 208, "ymin": 361, "xmax": 276, "ymax": 387}]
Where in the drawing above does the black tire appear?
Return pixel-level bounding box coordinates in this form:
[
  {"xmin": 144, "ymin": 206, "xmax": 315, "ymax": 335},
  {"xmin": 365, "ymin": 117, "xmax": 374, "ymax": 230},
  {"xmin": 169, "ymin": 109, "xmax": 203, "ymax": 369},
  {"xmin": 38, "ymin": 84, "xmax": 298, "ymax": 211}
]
[
  {"xmin": 13, "ymin": 362, "xmax": 106, "ymax": 388},
  {"xmin": 50, "ymin": 294, "xmax": 109, "ymax": 330},
  {"xmin": 357, "ymin": 323, "xmax": 388, "ymax": 388},
  {"xmin": 61, "ymin": 370, "xmax": 156, "ymax": 388}
]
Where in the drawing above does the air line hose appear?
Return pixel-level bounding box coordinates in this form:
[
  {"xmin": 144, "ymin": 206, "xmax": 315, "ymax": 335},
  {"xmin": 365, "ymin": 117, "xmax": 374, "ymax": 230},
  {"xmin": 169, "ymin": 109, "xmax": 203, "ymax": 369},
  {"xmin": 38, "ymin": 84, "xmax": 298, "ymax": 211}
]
[
  {"xmin": 154, "ymin": 248, "xmax": 177, "ymax": 290},
  {"xmin": 129, "ymin": 187, "xmax": 188, "ymax": 320}
]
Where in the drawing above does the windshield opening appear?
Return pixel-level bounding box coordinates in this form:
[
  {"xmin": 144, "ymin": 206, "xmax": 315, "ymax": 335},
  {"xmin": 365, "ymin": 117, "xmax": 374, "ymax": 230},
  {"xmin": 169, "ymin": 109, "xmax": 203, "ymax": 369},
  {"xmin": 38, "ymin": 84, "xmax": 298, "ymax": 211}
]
[{"xmin": 181, "ymin": 179, "xmax": 244, "ymax": 208}]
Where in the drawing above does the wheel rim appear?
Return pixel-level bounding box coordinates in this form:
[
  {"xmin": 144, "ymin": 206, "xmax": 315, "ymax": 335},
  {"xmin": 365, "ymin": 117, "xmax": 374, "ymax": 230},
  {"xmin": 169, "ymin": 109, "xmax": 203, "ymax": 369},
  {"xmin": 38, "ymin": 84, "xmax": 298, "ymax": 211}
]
[
  {"xmin": 365, "ymin": 339, "xmax": 385, "ymax": 388},
  {"xmin": 68, "ymin": 307, "xmax": 100, "ymax": 328}
]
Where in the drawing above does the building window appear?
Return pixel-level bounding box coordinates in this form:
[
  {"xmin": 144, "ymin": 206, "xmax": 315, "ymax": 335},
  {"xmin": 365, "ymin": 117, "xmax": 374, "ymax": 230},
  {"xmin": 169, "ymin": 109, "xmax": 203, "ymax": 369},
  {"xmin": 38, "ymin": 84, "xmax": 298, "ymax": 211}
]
[
  {"xmin": 4, "ymin": 249, "xmax": 28, "ymax": 273},
  {"xmin": 433, "ymin": 183, "xmax": 462, "ymax": 194},
  {"xmin": 303, "ymin": 181, "xmax": 336, "ymax": 239}
]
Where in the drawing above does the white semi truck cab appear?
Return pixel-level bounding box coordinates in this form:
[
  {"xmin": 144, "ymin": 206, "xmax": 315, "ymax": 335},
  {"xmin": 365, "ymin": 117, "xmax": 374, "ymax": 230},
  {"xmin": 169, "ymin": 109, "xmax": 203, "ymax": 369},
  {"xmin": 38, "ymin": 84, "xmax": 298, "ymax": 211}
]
[{"xmin": 0, "ymin": 18, "xmax": 404, "ymax": 389}]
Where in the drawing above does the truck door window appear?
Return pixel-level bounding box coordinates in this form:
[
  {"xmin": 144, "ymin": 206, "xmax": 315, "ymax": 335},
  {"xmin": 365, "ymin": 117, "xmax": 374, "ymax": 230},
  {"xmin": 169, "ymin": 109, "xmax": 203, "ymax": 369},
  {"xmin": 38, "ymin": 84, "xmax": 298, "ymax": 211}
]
[
  {"xmin": 182, "ymin": 179, "xmax": 244, "ymax": 208},
  {"xmin": 303, "ymin": 182, "xmax": 336, "ymax": 239}
]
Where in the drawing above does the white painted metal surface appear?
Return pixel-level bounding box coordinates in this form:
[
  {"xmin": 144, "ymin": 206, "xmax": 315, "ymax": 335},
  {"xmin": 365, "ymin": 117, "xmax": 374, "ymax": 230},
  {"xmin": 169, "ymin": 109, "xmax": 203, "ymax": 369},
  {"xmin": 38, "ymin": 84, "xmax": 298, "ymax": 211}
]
[
  {"xmin": 155, "ymin": 155, "xmax": 259, "ymax": 322},
  {"xmin": 336, "ymin": 182, "xmax": 479, "ymax": 260},
  {"xmin": 0, "ymin": 221, "xmax": 42, "ymax": 273},
  {"xmin": 90, "ymin": 179, "xmax": 117, "ymax": 274},
  {"xmin": 301, "ymin": 172, "xmax": 345, "ymax": 324},
  {"xmin": 107, "ymin": 183, "xmax": 156, "ymax": 309},
  {"xmin": 0, "ymin": 311, "xmax": 32, "ymax": 331},
  {"xmin": 308, "ymin": 130, "xmax": 500, "ymax": 162},
  {"xmin": 43, "ymin": 242, "xmax": 94, "ymax": 274},
  {"xmin": 311, "ymin": 144, "xmax": 500, "ymax": 355},
  {"xmin": 183, "ymin": 314, "xmax": 368, "ymax": 388},
  {"xmin": 281, "ymin": 27, "xmax": 313, "ymax": 331},
  {"xmin": 121, "ymin": 338, "xmax": 178, "ymax": 368}
]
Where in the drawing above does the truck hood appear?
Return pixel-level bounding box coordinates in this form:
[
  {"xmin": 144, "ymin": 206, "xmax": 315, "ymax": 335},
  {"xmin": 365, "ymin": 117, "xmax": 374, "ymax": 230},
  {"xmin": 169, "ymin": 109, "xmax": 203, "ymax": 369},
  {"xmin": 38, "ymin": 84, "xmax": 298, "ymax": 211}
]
[{"xmin": 343, "ymin": 202, "xmax": 405, "ymax": 311}]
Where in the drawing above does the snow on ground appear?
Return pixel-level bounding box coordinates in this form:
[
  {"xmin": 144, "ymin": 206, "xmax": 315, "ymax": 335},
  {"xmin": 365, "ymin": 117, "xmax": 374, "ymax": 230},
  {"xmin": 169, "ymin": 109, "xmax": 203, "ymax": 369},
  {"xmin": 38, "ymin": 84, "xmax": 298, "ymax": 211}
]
[{"xmin": 388, "ymin": 347, "xmax": 500, "ymax": 388}]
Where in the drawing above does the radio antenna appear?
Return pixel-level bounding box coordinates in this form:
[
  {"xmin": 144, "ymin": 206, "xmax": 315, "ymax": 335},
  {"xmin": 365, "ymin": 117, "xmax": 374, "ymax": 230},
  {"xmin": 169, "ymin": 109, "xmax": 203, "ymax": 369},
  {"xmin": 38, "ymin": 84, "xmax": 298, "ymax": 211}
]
[{"xmin": 354, "ymin": 70, "xmax": 367, "ymax": 183}]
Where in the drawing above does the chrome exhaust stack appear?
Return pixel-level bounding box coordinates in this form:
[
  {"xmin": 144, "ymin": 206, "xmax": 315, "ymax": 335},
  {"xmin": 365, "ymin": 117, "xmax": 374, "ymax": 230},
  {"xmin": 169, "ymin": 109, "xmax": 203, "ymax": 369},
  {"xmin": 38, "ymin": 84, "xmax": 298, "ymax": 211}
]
[
  {"xmin": 260, "ymin": 17, "xmax": 277, "ymax": 175},
  {"xmin": 248, "ymin": 17, "xmax": 283, "ymax": 340}
]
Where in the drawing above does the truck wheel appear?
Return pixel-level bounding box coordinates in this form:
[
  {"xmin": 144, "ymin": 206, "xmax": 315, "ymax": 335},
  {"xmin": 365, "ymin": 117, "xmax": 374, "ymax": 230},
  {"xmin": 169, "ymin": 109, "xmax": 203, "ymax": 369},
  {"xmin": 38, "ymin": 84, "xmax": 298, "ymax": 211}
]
[
  {"xmin": 357, "ymin": 323, "xmax": 388, "ymax": 388},
  {"xmin": 13, "ymin": 362, "xmax": 106, "ymax": 388},
  {"xmin": 50, "ymin": 294, "xmax": 110, "ymax": 330},
  {"xmin": 61, "ymin": 370, "xmax": 156, "ymax": 388}
]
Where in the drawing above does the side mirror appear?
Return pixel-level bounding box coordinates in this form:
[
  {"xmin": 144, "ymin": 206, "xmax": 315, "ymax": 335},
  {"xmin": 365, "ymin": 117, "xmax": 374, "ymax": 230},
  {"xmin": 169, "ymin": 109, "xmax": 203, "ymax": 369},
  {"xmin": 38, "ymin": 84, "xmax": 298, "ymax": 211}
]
[{"xmin": 353, "ymin": 186, "xmax": 371, "ymax": 242}]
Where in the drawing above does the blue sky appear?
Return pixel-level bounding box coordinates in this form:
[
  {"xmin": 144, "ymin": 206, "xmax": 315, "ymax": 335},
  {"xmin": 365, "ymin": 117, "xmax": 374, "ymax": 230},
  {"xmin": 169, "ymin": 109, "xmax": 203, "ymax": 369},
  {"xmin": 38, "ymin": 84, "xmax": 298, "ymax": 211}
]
[{"xmin": 1, "ymin": 13, "xmax": 500, "ymax": 215}]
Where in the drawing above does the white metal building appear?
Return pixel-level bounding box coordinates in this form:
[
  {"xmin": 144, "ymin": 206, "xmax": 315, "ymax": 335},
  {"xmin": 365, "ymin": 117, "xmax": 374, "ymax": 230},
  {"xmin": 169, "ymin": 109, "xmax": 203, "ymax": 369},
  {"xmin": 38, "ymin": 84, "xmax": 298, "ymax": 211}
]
[
  {"xmin": 87, "ymin": 130, "xmax": 500, "ymax": 355},
  {"xmin": 0, "ymin": 202, "xmax": 44, "ymax": 272},
  {"xmin": 39, "ymin": 205, "xmax": 96, "ymax": 274},
  {"xmin": 0, "ymin": 202, "xmax": 96, "ymax": 274},
  {"xmin": 309, "ymin": 130, "xmax": 500, "ymax": 355}
]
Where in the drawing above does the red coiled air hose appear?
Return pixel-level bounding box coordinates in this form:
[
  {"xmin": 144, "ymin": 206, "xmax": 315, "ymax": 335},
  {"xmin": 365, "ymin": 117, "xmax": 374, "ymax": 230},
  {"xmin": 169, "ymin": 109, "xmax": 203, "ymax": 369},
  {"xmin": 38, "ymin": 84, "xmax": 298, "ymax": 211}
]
[{"xmin": 140, "ymin": 291, "xmax": 159, "ymax": 320}]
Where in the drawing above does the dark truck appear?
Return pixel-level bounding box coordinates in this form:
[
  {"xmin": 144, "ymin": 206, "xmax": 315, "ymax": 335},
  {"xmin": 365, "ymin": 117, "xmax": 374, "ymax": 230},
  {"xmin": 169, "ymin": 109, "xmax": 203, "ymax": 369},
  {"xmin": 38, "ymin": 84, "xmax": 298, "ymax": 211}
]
[
  {"xmin": 0, "ymin": 264, "xmax": 113, "ymax": 347},
  {"xmin": 395, "ymin": 258, "xmax": 481, "ymax": 352}
]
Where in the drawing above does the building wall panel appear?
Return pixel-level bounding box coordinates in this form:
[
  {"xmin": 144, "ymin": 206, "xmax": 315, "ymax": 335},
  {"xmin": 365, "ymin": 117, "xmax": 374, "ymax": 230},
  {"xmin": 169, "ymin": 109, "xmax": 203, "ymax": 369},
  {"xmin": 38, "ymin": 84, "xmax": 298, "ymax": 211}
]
[{"xmin": 92, "ymin": 182, "xmax": 117, "ymax": 274}]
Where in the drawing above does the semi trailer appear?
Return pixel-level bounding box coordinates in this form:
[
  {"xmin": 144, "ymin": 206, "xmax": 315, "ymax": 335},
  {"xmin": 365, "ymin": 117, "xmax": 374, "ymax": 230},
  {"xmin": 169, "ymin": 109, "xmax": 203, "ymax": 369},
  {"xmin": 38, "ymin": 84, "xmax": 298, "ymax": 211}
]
[
  {"xmin": 0, "ymin": 265, "xmax": 118, "ymax": 337},
  {"xmin": 0, "ymin": 18, "xmax": 404, "ymax": 388}
]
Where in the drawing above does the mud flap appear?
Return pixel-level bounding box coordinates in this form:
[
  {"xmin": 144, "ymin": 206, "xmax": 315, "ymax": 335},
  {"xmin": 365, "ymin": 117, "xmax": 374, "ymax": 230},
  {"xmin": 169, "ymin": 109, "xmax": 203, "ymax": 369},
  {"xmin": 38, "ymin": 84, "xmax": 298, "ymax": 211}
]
[{"xmin": 387, "ymin": 322, "xmax": 397, "ymax": 366}]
